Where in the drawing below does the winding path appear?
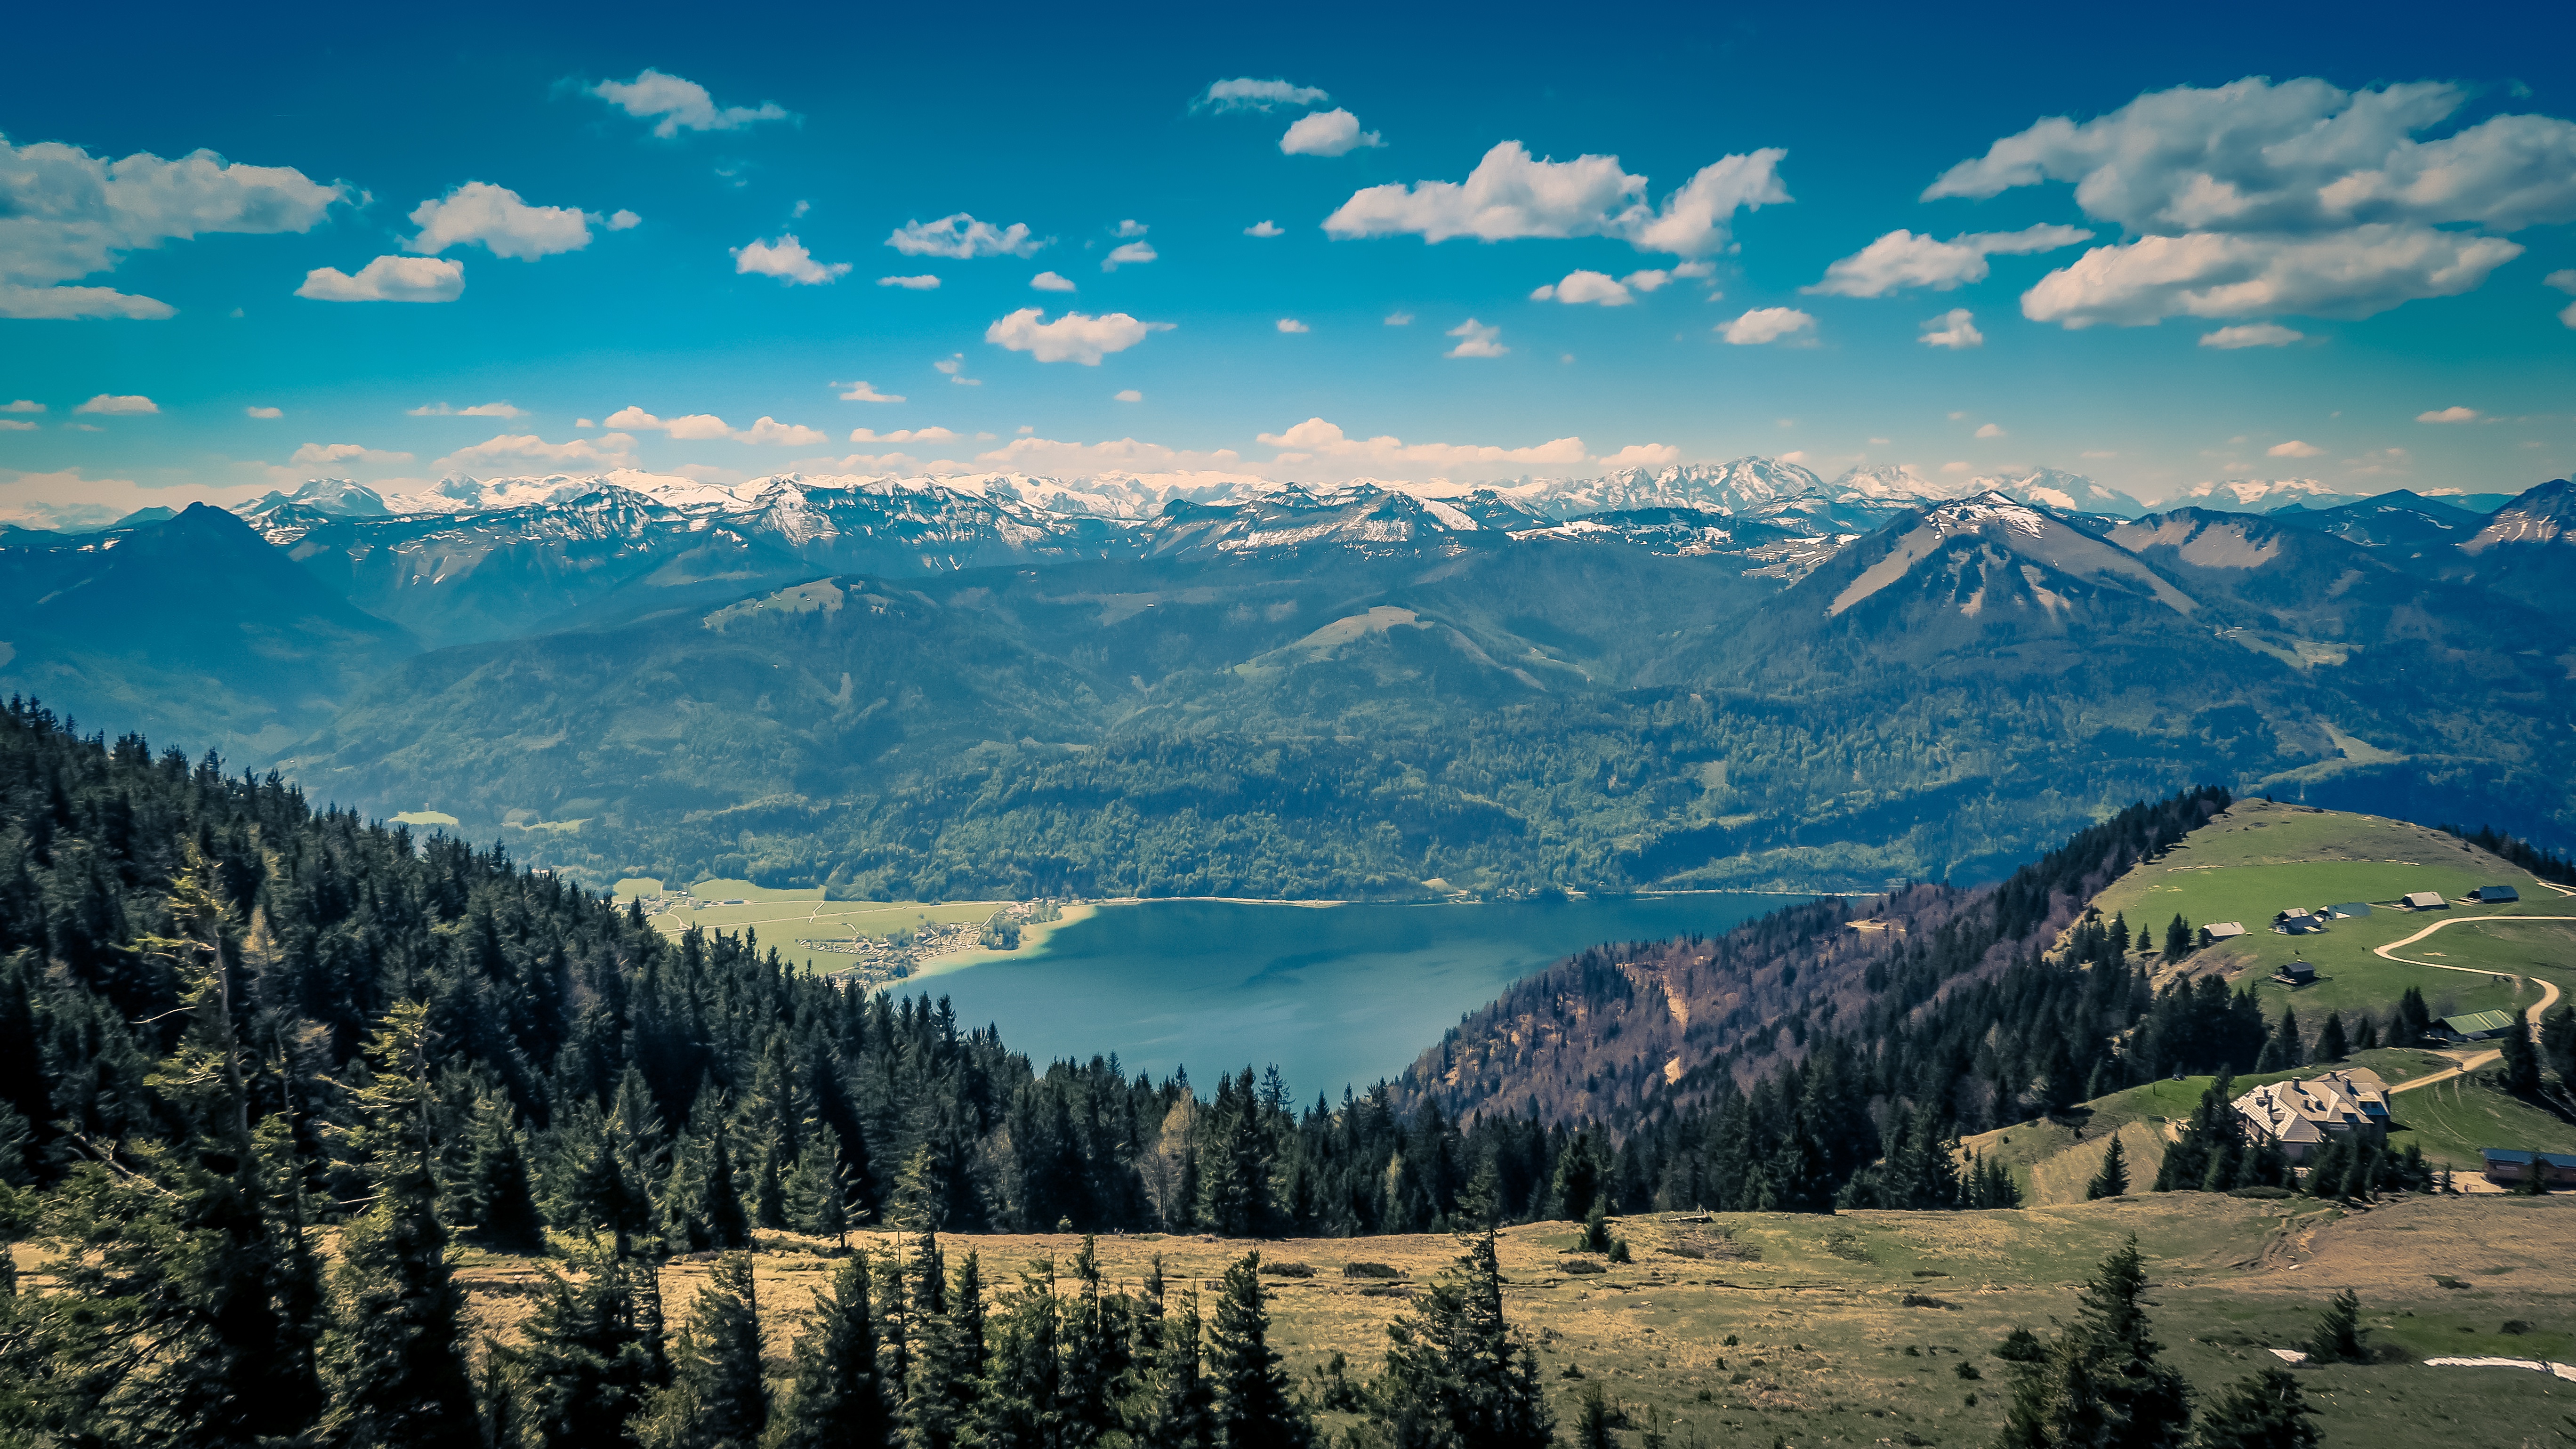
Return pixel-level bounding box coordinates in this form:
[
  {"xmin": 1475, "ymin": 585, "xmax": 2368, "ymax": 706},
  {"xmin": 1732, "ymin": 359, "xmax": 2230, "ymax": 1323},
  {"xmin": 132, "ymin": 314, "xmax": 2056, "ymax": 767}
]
[{"xmin": 2373, "ymin": 913, "xmax": 2570, "ymax": 1095}]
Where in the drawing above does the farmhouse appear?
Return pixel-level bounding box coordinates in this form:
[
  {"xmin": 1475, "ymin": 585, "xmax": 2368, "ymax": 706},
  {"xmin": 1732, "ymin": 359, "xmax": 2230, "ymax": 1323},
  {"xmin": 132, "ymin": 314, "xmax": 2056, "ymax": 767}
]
[
  {"xmin": 2437, "ymin": 1010, "xmax": 2520, "ymax": 1042},
  {"xmin": 2198, "ymin": 921, "xmax": 2249, "ymax": 946},
  {"xmin": 2273, "ymin": 959, "xmax": 2316, "ymax": 985},
  {"xmin": 2326, "ymin": 902, "xmax": 2372, "ymax": 919},
  {"xmin": 2233, "ymin": 1069, "xmax": 2391, "ymax": 1162},
  {"xmin": 2471, "ymin": 885, "xmax": 2521, "ymax": 903},
  {"xmin": 2402, "ymin": 891, "xmax": 2447, "ymax": 910},
  {"xmin": 2279, "ymin": 915, "xmax": 2327, "ymax": 936},
  {"xmin": 2479, "ymin": 1149, "xmax": 2576, "ymax": 1189}
]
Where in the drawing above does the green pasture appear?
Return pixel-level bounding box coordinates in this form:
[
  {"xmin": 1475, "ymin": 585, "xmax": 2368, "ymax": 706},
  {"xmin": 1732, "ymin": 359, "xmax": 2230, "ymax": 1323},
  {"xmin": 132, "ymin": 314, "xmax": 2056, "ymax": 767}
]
[
  {"xmin": 622, "ymin": 877, "xmax": 1022, "ymax": 976},
  {"xmin": 2385, "ymin": 1064, "xmax": 2576, "ymax": 1172}
]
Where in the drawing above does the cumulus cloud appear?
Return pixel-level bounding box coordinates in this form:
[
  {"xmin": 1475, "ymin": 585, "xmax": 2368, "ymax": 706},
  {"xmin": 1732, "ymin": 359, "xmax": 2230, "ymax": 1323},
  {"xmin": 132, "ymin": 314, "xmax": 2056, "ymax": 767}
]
[
  {"xmin": 727, "ymin": 234, "xmax": 846, "ymax": 284},
  {"xmin": 1384, "ymin": 311, "xmax": 1413, "ymax": 325},
  {"xmin": 836, "ymin": 380, "xmax": 905, "ymax": 402},
  {"xmin": 1530, "ymin": 270, "xmax": 1633, "ymax": 306},
  {"xmin": 74, "ymin": 394, "xmax": 157, "ymax": 415},
  {"xmin": 1030, "ymin": 271, "xmax": 1076, "ymax": 292},
  {"xmin": 1114, "ymin": 390, "xmax": 1142, "ymax": 402},
  {"xmin": 1245, "ymin": 220, "xmax": 1283, "ymax": 237},
  {"xmin": 1258, "ymin": 416, "xmax": 1586, "ymax": 470},
  {"xmin": 406, "ymin": 182, "xmax": 602, "ymax": 259},
  {"xmin": 1115, "ymin": 220, "xmax": 1149, "ymax": 239},
  {"xmin": 1919, "ymin": 307, "xmax": 1983, "ymax": 348},
  {"xmin": 0, "ymin": 467, "xmax": 270, "ymax": 530},
  {"xmin": 848, "ymin": 426, "xmax": 959, "ymax": 443},
  {"xmin": 244, "ymin": 405, "xmax": 282, "ymax": 418},
  {"xmin": 1281, "ymin": 109, "xmax": 1383, "ymax": 157},
  {"xmin": 432, "ymin": 432, "xmax": 638, "ymax": 473},
  {"xmin": 0, "ymin": 401, "xmax": 38, "ymax": 413},
  {"xmin": 1805, "ymin": 224, "xmax": 2092, "ymax": 297},
  {"xmin": 1323, "ymin": 141, "xmax": 1789, "ymax": 256},
  {"xmin": 1276, "ymin": 318, "xmax": 1309, "ymax": 333},
  {"xmin": 985, "ymin": 308, "xmax": 1172, "ymax": 364},
  {"xmin": 0, "ymin": 421, "xmax": 33, "ymax": 431},
  {"xmin": 887, "ymin": 214, "xmax": 1043, "ymax": 258},
  {"xmin": 2199, "ymin": 322, "xmax": 2306, "ymax": 348},
  {"xmin": 1194, "ymin": 78, "xmax": 1328, "ymax": 113},
  {"xmin": 2415, "ymin": 405, "xmax": 2480, "ymax": 423},
  {"xmin": 589, "ymin": 69, "xmax": 793, "ymax": 137},
  {"xmin": 934, "ymin": 355, "xmax": 980, "ymax": 385},
  {"xmin": 604, "ymin": 406, "xmax": 824, "ymax": 445},
  {"xmin": 1974, "ymin": 422, "xmax": 2006, "ymax": 438},
  {"xmin": 877, "ymin": 274, "xmax": 940, "ymax": 289},
  {"xmin": 1444, "ymin": 318, "xmax": 1506, "ymax": 357},
  {"xmin": 297, "ymin": 255, "xmax": 464, "ymax": 302},
  {"xmin": 408, "ymin": 401, "xmax": 526, "ymax": 417},
  {"xmin": 2550, "ymin": 268, "xmax": 2576, "ymax": 328},
  {"xmin": 1101, "ymin": 241, "xmax": 1156, "ymax": 271},
  {"xmin": 1623, "ymin": 268, "xmax": 1673, "ymax": 292},
  {"xmin": 1598, "ymin": 443, "xmax": 1682, "ymax": 468},
  {"xmin": 2267, "ymin": 439, "xmax": 2323, "ymax": 457},
  {"xmin": 0, "ymin": 133, "xmax": 346, "ymax": 318},
  {"xmin": 737, "ymin": 417, "xmax": 827, "ymax": 445},
  {"xmin": 290, "ymin": 442, "xmax": 411, "ymax": 466},
  {"xmin": 1719, "ymin": 307, "xmax": 1814, "ymax": 345},
  {"xmin": 1930, "ymin": 77, "xmax": 2576, "ymax": 325}
]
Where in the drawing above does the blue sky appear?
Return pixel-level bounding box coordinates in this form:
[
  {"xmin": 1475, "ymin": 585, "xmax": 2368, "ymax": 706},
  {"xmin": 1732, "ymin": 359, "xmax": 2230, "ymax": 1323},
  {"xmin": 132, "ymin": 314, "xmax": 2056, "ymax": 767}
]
[{"xmin": 4, "ymin": 0, "xmax": 2574, "ymax": 526}]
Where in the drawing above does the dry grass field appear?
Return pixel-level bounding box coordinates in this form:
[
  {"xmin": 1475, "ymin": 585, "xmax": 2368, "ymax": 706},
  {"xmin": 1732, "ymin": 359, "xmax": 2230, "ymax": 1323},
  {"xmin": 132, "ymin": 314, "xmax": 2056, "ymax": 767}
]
[{"xmin": 442, "ymin": 1193, "xmax": 2576, "ymax": 1448}]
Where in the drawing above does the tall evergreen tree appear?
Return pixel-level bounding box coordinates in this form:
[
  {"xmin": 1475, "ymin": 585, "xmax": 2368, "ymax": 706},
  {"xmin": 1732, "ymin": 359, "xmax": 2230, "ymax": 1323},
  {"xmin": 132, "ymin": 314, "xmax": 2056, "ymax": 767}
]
[
  {"xmin": 773, "ymin": 1251, "xmax": 893, "ymax": 1449},
  {"xmin": 2497, "ymin": 1017, "xmax": 2543, "ymax": 1096},
  {"xmin": 2190, "ymin": 1366, "xmax": 2317, "ymax": 1449},
  {"xmin": 977, "ymin": 1257, "xmax": 1063, "ymax": 1449},
  {"xmin": 458, "ymin": 1085, "xmax": 547, "ymax": 1253},
  {"xmin": 508, "ymin": 1253, "xmax": 668, "ymax": 1449},
  {"xmin": 638, "ymin": 1251, "xmax": 768, "ymax": 1449},
  {"xmin": 1369, "ymin": 1229, "xmax": 1554, "ymax": 1449},
  {"xmin": 1996, "ymin": 1236, "xmax": 2190, "ymax": 1449},
  {"xmin": 1208, "ymin": 1252, "xmax": 1312, "ymax": 1449},
  {"xmin": 2313, "ymin": 1013, "xmax": 2348, "ymax": 1063},
  {"xmin": 2304, "ymin": 1289, "xmax": 2367, "ymax": 1364},
  {"xmin": 2087, "ymin": 1136, "xmax": 2130, "ymax": 1200},
  {"xmin": 1138, "ymin": 1283, "xmax": 1216, "ymax": 1449}
]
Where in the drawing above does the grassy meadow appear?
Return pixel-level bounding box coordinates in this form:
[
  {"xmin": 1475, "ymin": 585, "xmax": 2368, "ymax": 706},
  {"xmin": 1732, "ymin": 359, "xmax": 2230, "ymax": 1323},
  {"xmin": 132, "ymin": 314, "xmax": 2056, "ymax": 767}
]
[
  {"xmin": 444, "ymin": 1194, "xmax": 2576, "ymax": 1449},
  {"xmin": 611, "ymin": 875, "xmax": 1092, "ymax": 977}
]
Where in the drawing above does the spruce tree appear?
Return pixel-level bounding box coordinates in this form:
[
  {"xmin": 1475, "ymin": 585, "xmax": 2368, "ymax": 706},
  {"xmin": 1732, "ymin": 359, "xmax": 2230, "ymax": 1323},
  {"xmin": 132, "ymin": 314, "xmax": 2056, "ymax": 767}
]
[
  {"xmin": 2163, "ymin": 915, "xmax": 2191, "ymax": 961},
  {"xmin": 773, "ymin": 1251, "xmax": 893, "ymax": 1449},
  {"xmin": 2087, "ymin": 1136, "xmax": 2130, "ymax": 1199},
  {"xmin": 977, "ymin": 1257, "xmax": 1063, "ymax": 1449},
  {"xmin": 1370, "ymin": 1228, "xmax": 1554, "ymax": 1449},
  {"xmin": 1998, "ymin": 1236, "xmax": 2190, "ymax": 1449},
  {"xmin": 782, "ymin": 1126, "xmax": 850, "ymax": 1243},
  {"xmin": 2304, "ymin": 1288, "xmax": 2365, "ymax": 1364},
  {"xmin": 1139, "ymin": 1284, "xmax": 1216, "ymax": 1449},
  {"xmin": 1570, "ymin": 1381, "xmax": 1616, "ymax": 1449},
  {"xmin": 2498, "ymin": 1017, "xmax": 2543, "ymax": 1096},
  {"xmin": 1062, "ymin": 1235, "xmax": 1119, "ymax": 1444},
  {"xmin": 1208, "ymin": 1252, "xmax": 1312, "ymax": 1449},
  {"xmin": 459, "ymin": 1086, "xmax": 547, "ymax": 1253},
  {"xmin": 2190, "ymin": 1365, "xmax": 2317, "ymax": 1449},
  {"xmin": 2315, "ymin": 1013, "xmax": 2347, "ymax": 1063},
  {"xmin": 638, "ymin": 1251, "xmax": 769, "ymax": 1449},
  {"xmin": 508, "ymin": 1252, "xmax": 668, "ymax": 1449}
]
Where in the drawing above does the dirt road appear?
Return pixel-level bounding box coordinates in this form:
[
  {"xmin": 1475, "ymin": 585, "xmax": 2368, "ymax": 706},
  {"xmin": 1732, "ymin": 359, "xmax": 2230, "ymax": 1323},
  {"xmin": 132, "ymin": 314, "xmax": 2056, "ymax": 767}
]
[{"xmin": 2375, "ymin": 914, "xmax": 2570, "ymax": 1095}]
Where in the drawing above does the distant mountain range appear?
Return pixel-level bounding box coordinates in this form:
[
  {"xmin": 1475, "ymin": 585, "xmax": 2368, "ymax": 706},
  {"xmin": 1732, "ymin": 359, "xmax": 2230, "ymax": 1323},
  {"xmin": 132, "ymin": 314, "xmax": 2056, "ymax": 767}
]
[{"xmin": 1, "ymin": 464, "xmax": 2567, "ymax": 893}]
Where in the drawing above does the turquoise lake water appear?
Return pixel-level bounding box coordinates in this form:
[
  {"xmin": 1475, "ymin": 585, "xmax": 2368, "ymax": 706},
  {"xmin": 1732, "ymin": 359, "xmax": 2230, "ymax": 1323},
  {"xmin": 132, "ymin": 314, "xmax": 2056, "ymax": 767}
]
[{"xmin": 922, "ymin": 894, "xmax": 1800, "ymax": 1101}]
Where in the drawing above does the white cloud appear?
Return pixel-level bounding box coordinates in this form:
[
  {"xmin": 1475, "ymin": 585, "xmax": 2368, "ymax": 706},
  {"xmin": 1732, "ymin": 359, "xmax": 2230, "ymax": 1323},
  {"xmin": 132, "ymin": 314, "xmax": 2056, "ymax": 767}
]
[
  {"xmin": 1245, "ymin": 220, "xmax": 1283, "ymax": 237},
  {"xmin": 245, "ymin": 405, "xmax": 282, "ymax": 418},
  {"xmin": 837, "ymin": 380, "xmax": 905, "ymax": 403},
  {"xmin": 1322, "ymin": 141, "xmax": 1788, "ymax": 256},
  {"xmin": 0, "ymin": 420, "xmax": 31, "ymax": 431},
  {"xmin": 2415, "ymin": 405, "xmax": 2480, "ymax": 423},
  {"xmin": 1531, "ymin": 269, "xmax": 1632, "ymax": 306},
  {"xmin": 589, "ymin": 69, "xmax": 793, "ymax": 137},
  {"xmin": 1444, "ymin": 318, "xmax": 1506, "ymax": 357},
  {"xmin": 1256, "ymin": 416, "xmax": 1586, "ymax": 471},
  {"xmin": 432, "ymin": 432, "xmax": 638, "ymax": 473},
  {"xmin": 1384, "ymin": 311, "xmax": 1413, "ymax": 325},
  {"xmin": 290, "ymin": 442, "xmax": 412, "ymax": 466},
  {"xmin": 1598, "ymin": 443, "xmax": 1681, "ymax": 468},
  {"xmin": 1973, "ymin": 422, "xmax": 2006, "ymax": 438},
  {"xmin": 1114, "ymin": 389, "xmax": 1142, "ymax": 402},
  {"xmin": 934, "ymin": 354, "xmax": 981, "ymax": 385},
  {"xmin": 1940, "ymin": 460, "xmax": 1972, "ymax": 474},
  {"xmin": 1280, "ymin": 109, "xmax": 1383, "ymax": 157},
  {"xmin": 607, "ymin": 209, "xmax": 641, "ymax": 230},
  {"xmin": 848, "ymin": 426, "xmax": 959, "ymax": 443},
  {"xmin": 0, "ymin": 467, "xmax": 272, "ymax": 529},
  {"xmin": 1194, "ymin": 78, "xmax": 1328, "ymax": 113},
  {"xmin": 877, "ymin": 274, "xmax": 941, "ymax": 289},
  {"xmin": 1114, "ymin": 219, "xmax": 1149, "ymax": 238},
  {"xmin": 1672, "ymin": 260, "xmax": 1715, "ymax": 279},
  {"xmin": 1805, "ymin": 224, "xmax": 2092, "ymax": 297},
  {"xmin": 733, "ymin": 233, "xmax": 849, "ymax": 284},
  {"xmin": 1919, "ymin": 307, "xmax": 1983, "ymax": 348},
  {"xmin": 2550, "ymin": 269, "xmax": 2576, "ymax": 328},
  {"xmin": 1719, "ymin": 307, "xmax": 1814, "ymax": 345},
  {"xmin": 1622, "ymin": 268, "xmax": 1673, "ymax": 292},
  {"xmin": 985, "ymin": 308, "xmax": 1172, "ymax": 364},
  {"xmin": 0, "ymin": 134, "xmax": 346, "ymax": 318},
  {"xmin": 886, "ymin": 214, "xmax": 1043, "ymax": 258},
  {"xmin": 2267, "ymin": 440, "xmax": 2324, "ymax": 457},
  {"xmin": 1101, "ymin": 241, "xmax": 1156, "ymax": 271},
  {"xmin": 2, "ymin": 400, "xmax": 46, "ymax": 413},
  {"xmin": 74, "ymin": 394, "xmax": 157, "ymax": 415},
  {"xmin": 1932, "ymin": 77, "xmax": 2576, "ymax": 325},
  {"xmin": 297, "ymin": 255, "xmax": 464, "ymax": 302},
  {"xmin": 406, "ymin": 182, "xmax": 599, "ymax": 260},
  {"xmin": 604, "ymin": 406, "xmax": 824, "ymax": 445},
  {"xmin": 1276, "ymin": 318, "xmax": 1310, "ymax": 333},
  {"xmin": 574, "ymin": 418, "xmax": 595, "ymax": 428},
  {"xmin": 1030, "ymin": 271, "xmax": 1077, "ymax": 292},
  {"xmin": 2199, "ymin": 322, "xmax": 2306, "ymax": 348},
  {"xmin": 408, "ymin": 401, "xmax": 526, "ymax": 417}
]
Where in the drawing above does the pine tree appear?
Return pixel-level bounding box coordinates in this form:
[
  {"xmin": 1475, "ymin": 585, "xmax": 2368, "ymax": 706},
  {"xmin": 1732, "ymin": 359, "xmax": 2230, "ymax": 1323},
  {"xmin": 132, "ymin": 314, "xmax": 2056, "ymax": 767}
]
[
  {"xmin": 2539, "ymin": 1004, "xmax": 2575, "ymax": 1085},
  {"xmin": 508, "ymin": 1252, "xmax": 668, "ymax": 1449},
  {"xmin": 2498, "ymin": 1017, "xmax": 2543, "ymax": 1095},
  {"xmin": 1139, "ymin": 1284, "xmax": 1216, "ymax": 1449},
  {"xmin": 320, "ymin": 1001, "xmax": 480, "ymax": 1448},
  {"xmin": 2304, "ymin": 1288, "xmax": 2366, "ymax": 1364},
  {"xmin": 2087, "ymin": 1136, "xmax": 2130, "ymax": 1200},
  {"xmin": 977, "ymin": 1257, "xmax": 1063, "ymax": 1449},
  {"xmin": 638, "ymin": 1251, "xmax": 768, "ymax": 1449},
  {"xmin": 2190, "ymin": 1365, "xmax": 2318, "ymax": 1449},
  {"xmin": 1208, "ymin": 1252, "xmax": 1312, "ymax": 1449},
  {"xmin": 2314, "ymin": 1013, "xmax": 2347, "ymax": 1063},
  {"xmin": 1999, "ymin": 1236, "xmax": 2190, "ymax": 1449},
  {"xmin": 2352, "ymin": 1015, "xmax": 2380, "ymax": 1051},
  {"xmin": 1061, "ymin": 1235, "xmax": 1119, "ymax": 1444},
  {"xmin": 458, "ymin": 1086, "xmax": 547, "ymax": 1253},
  {"xmin": 1570, "ymin": 1381, "xmax": 1617, "ymax": 1449},
  {"xmin": 1370, "ymin": 1228, "xmax": 1554, "ymax": 1449},
  {"xmin": 2163, "ymin": 915, "xmax": 2192, "ymax": 961},
  {"xmin": 782, "ymin": 1126, "xmax": 850, "ymax": 1244},
  {"xmin": 907, "ymin": 1241, "xmax": 986, "ymax": 1449},
  {"xmin": 773, "ymin": 1251, "xmax": 893, "ymax": 1449}
]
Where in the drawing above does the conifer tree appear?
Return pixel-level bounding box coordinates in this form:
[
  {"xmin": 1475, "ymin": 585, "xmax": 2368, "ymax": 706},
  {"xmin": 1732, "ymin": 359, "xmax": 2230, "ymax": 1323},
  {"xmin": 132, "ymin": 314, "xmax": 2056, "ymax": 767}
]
[
  {"xmin": 1139, "ymin": 1284, "xmax": 1216, "ymax": 1449},
  {"xmin": 2163, "ymin": 915, "xmax": 2191, "ymax": 962},
  {"xmin": 905, "ymin": 1240, "xmax": 986, "ymax": 1449},
  {"xmin": 782, "ymin": 1125, "xmax": 850, "ymax": 1244},
  {"xmin": 2087, "ymin": 1136, "xmax": 2130, "ymax": 1200},
  {"xmin": 2314, "ymin": 1013, "xmax": 2348, "ymax": 1063},
  {"xmin": 2303, "ymin": 1288, "xmax": 2366, "ymax": 1363},
  {"xmin": 1370, "ymin": 1228, "xmax": 1554, "ymax": 1449},
  {"xmin": 638, "ymin": 1251, "xmax": 768, "ymax": 1449},
  {"xmin": 2351, "ymin": 1015, "xmax": 2380, "ymax": 1051},
  {"xmin": 872, "ymin": 1242, "xmax": 914, "ymax": 1419},
  {"xmin": 2542, "ymin": 1003, "xmax": 2576, "ymax": 1086},
  {"xmin": 1208, "ymin": 1252, "xmax": 1312, "ymax": 1449},
  {"xmin": 1062, "ymin": 1235, "xmax": 1119, "ymax": 1444},
  {"xmin": 1570, "ymin": 1381, "xmax": 1617, "ymax": 1449},
  {"xmin": 2190, "ymin": 1366, "xmax": 2317, "ymax": 1449},
  {"xmin": 509, "ymin": 1252, "xmax": 669, "ymax": 1449},
  {"xmin": 774, "ymin": 1251, "xmax": 893, "ymax": 1449},
  {"xmin": 1996, "ymin": 1236, "xmax": 2190, "ymax": 1449},
  {"xmin": 320, "ymin": 1001, "xmax": 479, "ymax": 1448},
  {"xmin": 977, "ymin": 1258, "xmax": 1063, "ymax": 1449},
  {"xmin": 2498, "ymin": 1017, "xmax": 2543, "ymax": 1096},
  {"xmin": 458, "ymin": 1085, "xmax": 547, "ymax": 1253}
]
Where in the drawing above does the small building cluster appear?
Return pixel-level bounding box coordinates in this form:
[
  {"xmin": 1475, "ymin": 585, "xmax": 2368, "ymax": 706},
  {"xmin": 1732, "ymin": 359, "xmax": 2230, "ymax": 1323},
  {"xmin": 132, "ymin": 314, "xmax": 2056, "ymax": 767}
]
[
  {"xmin": 2231, "ymin": 1069, "xmax": 2391, "ymax": 1162},
  {"xmin": 2436, "ymin": 1009, "xmax": 2520, "ymax": 1042},
  {"xmin": 2479, "ymin": 1149, "xmax": 2576, "ymax": 1189}
]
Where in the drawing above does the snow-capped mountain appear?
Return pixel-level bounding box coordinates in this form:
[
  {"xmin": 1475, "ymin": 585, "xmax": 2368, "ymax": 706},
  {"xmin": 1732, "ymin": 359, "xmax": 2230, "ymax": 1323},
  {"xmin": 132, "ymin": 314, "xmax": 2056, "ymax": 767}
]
[
  {"xmin": 1974, "ymin": 468, "xmax": 2153, "ymax": 518},
  {"xmin": 2169, "ymin": 478, "xmax": 2363, "ymax": 511}
]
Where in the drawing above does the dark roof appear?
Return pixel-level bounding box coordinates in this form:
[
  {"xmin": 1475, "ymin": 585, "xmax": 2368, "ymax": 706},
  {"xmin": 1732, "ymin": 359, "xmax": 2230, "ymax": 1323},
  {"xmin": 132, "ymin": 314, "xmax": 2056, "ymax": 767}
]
[{"xmin": 2481, "ymin": 1149, "xmax": 2576, "ymax": 1167}]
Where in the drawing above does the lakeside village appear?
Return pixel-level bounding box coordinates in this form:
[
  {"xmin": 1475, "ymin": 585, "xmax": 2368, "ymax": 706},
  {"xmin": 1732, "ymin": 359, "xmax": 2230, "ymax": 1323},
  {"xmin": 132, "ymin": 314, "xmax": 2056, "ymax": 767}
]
[{"xmin": 635, "ymin": 886, "xmax": 1070, "ymax": 992}]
